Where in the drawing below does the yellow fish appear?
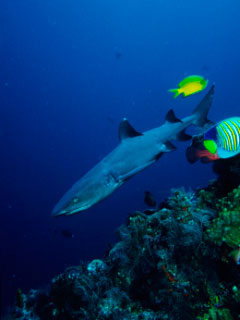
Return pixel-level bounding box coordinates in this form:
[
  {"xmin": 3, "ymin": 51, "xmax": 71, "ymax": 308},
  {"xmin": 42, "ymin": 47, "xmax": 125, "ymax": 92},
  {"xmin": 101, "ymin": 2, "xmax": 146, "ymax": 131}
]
[{"xmin": 169, "ymin": 75, "xmax": 208, "ymax": 99}]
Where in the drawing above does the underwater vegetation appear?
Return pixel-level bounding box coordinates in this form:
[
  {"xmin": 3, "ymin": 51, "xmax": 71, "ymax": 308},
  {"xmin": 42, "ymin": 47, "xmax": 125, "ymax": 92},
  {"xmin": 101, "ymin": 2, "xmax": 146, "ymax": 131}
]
[{"xmin": 9, "ymin": 156, "xmax": 240, "ymax": 320}]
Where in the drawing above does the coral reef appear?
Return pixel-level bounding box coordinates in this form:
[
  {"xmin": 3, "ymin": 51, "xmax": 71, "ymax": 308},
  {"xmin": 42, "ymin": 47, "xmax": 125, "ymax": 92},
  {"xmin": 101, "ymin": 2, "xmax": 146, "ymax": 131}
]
[{"xmin": 9, "ymin": 158, "xmax": 240, "ymax": 319}]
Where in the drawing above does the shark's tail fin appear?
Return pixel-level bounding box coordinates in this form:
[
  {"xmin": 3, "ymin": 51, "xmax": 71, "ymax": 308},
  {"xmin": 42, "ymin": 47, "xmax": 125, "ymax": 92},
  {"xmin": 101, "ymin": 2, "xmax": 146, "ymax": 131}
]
[{"xmin": 192, "ymin": 84, "xmax": 215, "ymax": 128}]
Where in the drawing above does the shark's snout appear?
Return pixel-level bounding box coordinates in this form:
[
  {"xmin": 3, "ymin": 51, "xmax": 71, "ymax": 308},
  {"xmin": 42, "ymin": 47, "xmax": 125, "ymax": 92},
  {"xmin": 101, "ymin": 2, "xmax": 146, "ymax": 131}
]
[
  {"xmin": 52, "ymin": 202, "xmax": 91, "ymax": 217},
  {"xmin": 52, "ymin": 189, "xmax": 102, "ymax": 216},
  {"xmin": 52, "ymin": 171, "xmax": 120, "ymax": 217}
]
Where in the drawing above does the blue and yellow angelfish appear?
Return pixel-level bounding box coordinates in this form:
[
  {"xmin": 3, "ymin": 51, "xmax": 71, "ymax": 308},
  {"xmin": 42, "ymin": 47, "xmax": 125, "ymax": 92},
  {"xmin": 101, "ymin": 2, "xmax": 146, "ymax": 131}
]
[{"xmin": 186, "ymin": 117, "xmax": 240, "ymax": 163}]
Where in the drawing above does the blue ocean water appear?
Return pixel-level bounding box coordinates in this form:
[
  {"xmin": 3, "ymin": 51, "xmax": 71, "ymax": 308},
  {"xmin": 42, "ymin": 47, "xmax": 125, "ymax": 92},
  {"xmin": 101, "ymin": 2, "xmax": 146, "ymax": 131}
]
[{"xmin": 1, "ymin": 0, "xmax": 240, "ymax": 314}]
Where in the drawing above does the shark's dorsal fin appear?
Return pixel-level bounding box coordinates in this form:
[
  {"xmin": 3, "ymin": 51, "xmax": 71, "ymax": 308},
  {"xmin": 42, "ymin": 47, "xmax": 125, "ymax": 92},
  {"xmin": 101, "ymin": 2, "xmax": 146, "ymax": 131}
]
[
  {"xmin": 119, "ymin": 118, "xmax": 143, "ymax": 142},
  {"xmin": 165, "ymin": 109, "xmax": 182, "ymax": 124}
]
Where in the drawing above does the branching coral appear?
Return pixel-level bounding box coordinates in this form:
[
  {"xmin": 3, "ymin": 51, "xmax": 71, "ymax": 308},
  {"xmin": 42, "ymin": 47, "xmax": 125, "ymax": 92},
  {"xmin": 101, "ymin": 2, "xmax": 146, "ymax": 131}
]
[
  {"xmin": 10, "ymin": 160, "xmax": 240, "ymax": 320},
  {"xmin": 206, "ymin": 186, "xmax": 240, "ymax": 248}
]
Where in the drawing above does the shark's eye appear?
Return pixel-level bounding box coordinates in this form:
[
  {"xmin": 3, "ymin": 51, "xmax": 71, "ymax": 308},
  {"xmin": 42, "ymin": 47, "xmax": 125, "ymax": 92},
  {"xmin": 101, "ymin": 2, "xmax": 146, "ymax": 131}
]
[{"xmin": 203, "ymin": 139, "xmax": 217, "ymax": 154}]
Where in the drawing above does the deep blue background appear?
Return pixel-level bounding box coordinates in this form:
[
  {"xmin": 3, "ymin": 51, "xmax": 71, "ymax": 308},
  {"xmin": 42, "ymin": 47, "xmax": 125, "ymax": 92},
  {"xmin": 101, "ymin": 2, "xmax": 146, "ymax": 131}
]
[{"xmin": 1, "ymin": 0, "xmax": 240, "ymax": 313}]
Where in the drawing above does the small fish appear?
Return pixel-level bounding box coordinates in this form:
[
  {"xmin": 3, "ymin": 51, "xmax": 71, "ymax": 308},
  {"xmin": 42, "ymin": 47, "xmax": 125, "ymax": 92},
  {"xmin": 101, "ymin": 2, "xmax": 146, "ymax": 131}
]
[
  {"xmin": 115, "ymin": 51, "xmax": 122, "ymax": 60},
  {"xmin": 144, "ymin": 191, "xmax": 157, "ymax": 207},
  {"xmin": 169, "ymin": 75, "xmax": 208, "ymax": 98},
  {"xmin": 61, "ymin": 229, "xmax": 74, "ymax": 238},
  {"xmin": 187, "ymin": 117, "xmax": 240, "ymax": 163}
]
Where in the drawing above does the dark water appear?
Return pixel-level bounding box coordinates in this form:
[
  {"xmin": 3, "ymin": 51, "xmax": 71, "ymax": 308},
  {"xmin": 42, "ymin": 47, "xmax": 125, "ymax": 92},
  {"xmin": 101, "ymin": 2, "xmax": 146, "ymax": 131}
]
[{"xmin": 1, "ymin": 0, "xmax": 240, "ymax": 315}]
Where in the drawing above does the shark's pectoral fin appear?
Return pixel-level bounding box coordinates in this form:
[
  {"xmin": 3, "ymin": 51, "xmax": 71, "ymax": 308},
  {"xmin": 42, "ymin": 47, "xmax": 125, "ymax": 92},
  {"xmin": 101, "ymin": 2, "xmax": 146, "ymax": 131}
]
[
  {"xmin": 165, "ymin": 109, "xmax": 182, "ymax": 124},
  {"xmin": 118, "ymin": 160, "xmax": 156, "ymax": 182},
  {"xmin": 155, "ymin": 152, "xmax": 163, "ymax": 161},
  {"xmin": 119, "ymin": 118, "xmax": 143, "ymax": 142},
  {"xmin": 177, "ymin": 129, "xmax": 192, "ymax": 141},
  {"xmin": 162, "ymin": 141, "xmax": 176, "ymax": 152}
]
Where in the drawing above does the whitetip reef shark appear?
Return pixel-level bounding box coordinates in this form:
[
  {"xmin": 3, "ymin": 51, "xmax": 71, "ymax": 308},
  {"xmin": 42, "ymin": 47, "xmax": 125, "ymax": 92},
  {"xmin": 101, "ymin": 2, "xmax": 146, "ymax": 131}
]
[{"xmin": 52, "ymin": 85, "xmax": 215, "ymax": 216}]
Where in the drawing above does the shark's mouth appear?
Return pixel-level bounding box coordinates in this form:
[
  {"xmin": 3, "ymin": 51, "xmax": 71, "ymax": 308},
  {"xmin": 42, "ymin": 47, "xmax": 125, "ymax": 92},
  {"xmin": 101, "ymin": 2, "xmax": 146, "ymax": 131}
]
[
  {"xmin": 67, "ymin": 206, "xmax": 90, "ymax": 215},
  {"xmin": 53, "ymin": 203, "xmax": 92, "ymax": 216},
  {"xmin": 52, "ymin": 197, "xmax": 93, "ymax": 216}
]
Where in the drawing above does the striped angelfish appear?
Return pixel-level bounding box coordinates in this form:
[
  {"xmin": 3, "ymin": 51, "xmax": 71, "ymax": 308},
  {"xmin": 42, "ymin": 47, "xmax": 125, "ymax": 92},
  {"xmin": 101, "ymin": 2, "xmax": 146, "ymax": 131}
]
[
  {"xmin": 186, "ymin": 117, "xmax": 240, "ymax": 163},
  {"xmin": 216, "ymin": 117, "xmax": 240, "ymax": 158}
]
